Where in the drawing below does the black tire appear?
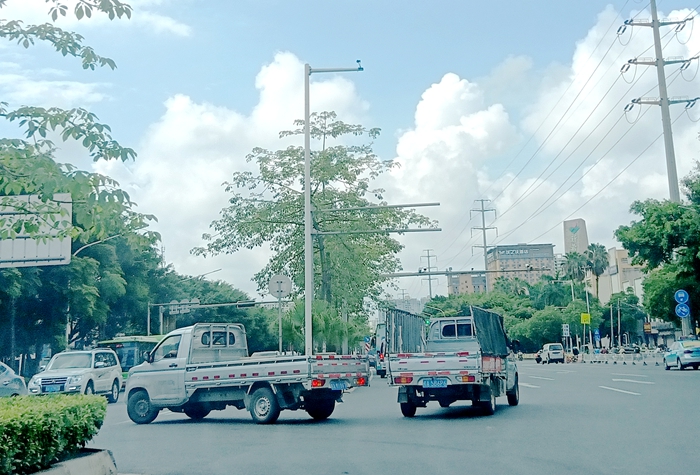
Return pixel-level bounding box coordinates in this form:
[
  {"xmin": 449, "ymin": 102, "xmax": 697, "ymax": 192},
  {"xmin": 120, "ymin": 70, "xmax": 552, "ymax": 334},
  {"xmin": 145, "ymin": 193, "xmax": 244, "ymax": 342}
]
[
  {"xmin": 664, "ymin": 359, "xmax": 670, "ymax": 370},
  {"xmin": 127, "ymin": 390, "xmax": 159, "ymax": 425},
  {"xmin": 305, "ymin": 398, "xmax": 335, "ymax": 421},
  {"xmin": 84, "ymin": 381, "xmax": 94, "ymax": 395},
  {"xmin": 677, "ymin": 358, "xmax": 684, "ymax": 371},
  {"xmin": 184, "ymin": 404, "xmax": 211, "ymax": 420},
  {"xmin": 507, "ymin": 375, "xmax": 519, "ymax": 407},
  {"xmin": 438, "ymin": 400, "xmax": 451, "ymax": 408},
  {"xmin": 400, "ymin": 401, "xmax": 416, "ymax": 417},
  {"xmin": 249, "ymin": 387, "xmax": 280, "ymax": 424},
  {"xmin": 107, "ymin": 380, "xmax": 120, "ymax": 403}
]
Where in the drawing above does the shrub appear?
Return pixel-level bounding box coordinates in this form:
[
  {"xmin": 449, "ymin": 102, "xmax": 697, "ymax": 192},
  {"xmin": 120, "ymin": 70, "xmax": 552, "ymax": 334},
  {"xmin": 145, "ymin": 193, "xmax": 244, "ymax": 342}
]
[{"xmin": 0, "ymin": 395, "xmax": 106, "ymax": 475}]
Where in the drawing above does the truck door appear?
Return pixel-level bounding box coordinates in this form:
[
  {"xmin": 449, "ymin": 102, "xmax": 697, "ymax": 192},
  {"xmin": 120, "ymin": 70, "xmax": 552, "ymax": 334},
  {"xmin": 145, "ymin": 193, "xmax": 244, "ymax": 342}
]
[{"xmin": 147, "ymin": 334, "xmax": 187, "ymax": 405}]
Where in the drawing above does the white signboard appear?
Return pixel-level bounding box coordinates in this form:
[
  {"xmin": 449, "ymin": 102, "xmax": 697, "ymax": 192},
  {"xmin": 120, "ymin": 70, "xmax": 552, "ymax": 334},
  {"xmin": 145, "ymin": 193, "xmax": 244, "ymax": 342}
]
[{"xmin": 0, "ymin": 193, "xmax": 72, "ymax": 268}]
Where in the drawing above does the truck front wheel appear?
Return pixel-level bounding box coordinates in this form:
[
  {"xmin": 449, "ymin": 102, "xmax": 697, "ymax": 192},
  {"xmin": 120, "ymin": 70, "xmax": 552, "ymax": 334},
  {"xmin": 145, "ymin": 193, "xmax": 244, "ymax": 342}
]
[
  {"xmin": 127, "ymin": 390, "xmax": 159, "ymax": 424},
  {"xmin": 249, "ymin": 387, "xmax": 281, "ymax": 424},
  {"xmin": 400, "ymin": 401, "xmax": 417, "ymax": 417},
  {"xmin": 305, "ymin": 398, "xmax": 335, "ymax": 421}
]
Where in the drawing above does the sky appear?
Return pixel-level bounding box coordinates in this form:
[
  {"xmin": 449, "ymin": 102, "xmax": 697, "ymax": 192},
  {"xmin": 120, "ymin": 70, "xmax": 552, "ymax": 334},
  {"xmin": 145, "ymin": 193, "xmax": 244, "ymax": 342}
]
[{"xmin": 2, "ymin": 0, "xmax": 700, "ymax": 302}]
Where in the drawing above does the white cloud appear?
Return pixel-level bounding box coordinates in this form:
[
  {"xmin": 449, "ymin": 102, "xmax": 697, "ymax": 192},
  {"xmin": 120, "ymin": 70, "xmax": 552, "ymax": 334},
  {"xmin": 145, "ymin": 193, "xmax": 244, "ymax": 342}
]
[
  {"xmin": 95, "ymin": 52, "xmax": 368, "ymax": 298},
  {"xmin": 0, "ymin": 0, "xmax": 191, "ymax": 37},
  {"xmin": 0, "ymin": 70, "xmax": 107, "ymax": 107}
]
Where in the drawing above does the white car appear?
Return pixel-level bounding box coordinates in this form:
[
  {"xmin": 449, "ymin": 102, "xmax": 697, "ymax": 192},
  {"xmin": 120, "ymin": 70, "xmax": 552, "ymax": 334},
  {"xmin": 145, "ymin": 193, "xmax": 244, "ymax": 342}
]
[
  {"xmin": 28, "ymin": 349, "xmax": 123, "ymax": 403},
  {"xmin": 540, "ymin": 343, "xmax": 565, "ymax": 364}
]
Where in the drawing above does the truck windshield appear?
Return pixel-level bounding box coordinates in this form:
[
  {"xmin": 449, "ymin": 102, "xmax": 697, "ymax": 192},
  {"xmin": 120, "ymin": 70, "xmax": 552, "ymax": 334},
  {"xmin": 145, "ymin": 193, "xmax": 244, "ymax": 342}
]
[{"xmin": 49, "ymin": 353, "xmax": 92, "ymax": 369}]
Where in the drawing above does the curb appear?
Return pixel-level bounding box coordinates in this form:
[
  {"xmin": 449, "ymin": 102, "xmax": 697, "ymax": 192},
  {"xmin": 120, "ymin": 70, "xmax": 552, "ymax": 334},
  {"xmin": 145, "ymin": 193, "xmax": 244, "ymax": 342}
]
[{"xmin": 36, "ymin": 449, "xmax": 117, "ymax": 475}]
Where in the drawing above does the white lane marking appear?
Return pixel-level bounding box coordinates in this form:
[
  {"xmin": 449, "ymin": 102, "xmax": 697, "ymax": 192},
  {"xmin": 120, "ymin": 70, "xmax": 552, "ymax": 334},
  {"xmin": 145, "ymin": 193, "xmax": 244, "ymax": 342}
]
[
  {"xmin": 529, "ymin": 375, "xmax": 554, "ymax": 381},
  {"xmin": 599, "ymin": 386, "xmax": 640, "ymax": 396},
  {"xmin": 520, "ymin": 383, "xmax": 540, "ymax": 388},
  {"xmin": 611, "ymin": 373, "xmax": 648, "ymax": 378},
  {"xmin": 611, "ymin": 378, "xmax": 655, "ymax": 385},
  {"xmin": 556, "ymin": 370, "xmax": 575, "ymax": 374}
]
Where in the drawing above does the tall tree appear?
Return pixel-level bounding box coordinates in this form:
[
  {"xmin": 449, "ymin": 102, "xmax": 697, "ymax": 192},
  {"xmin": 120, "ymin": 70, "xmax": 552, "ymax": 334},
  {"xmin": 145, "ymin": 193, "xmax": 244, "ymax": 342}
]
[
  {"xmin": 616, "ymin": 164, "xmax": 700, "ymax": 324},
  {"xmin": 585, "ymin": 243, "xmax": 608, "ymax": 298},
  {"xmin": 194, "ymin": 111, "xmax": 433, "ymax": 316},
  {"xmin": 563, "ymin": 252, "xmax": 587, "ymax": 282}
]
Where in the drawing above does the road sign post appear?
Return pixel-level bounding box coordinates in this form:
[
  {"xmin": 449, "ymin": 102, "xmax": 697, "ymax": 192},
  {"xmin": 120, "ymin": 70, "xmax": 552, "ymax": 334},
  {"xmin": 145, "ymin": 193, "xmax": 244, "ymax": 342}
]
[
  {"xmin": 675, "ymin": 289, "xmax": 691, "ymax": 335},
  {"xmin": 269, "ymin": 275, "xmax": 292, "ymax": 353}
]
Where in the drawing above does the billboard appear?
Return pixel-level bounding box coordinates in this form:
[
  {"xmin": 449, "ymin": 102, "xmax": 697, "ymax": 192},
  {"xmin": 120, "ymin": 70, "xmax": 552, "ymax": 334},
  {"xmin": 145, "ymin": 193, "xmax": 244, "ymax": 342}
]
[{"xmin": 0, "ymin": 193, "xmax": 72, "ymax": 268}]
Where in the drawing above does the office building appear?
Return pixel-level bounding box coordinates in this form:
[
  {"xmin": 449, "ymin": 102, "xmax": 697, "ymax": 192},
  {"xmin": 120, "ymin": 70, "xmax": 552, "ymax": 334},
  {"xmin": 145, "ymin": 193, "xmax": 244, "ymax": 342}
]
[
  {"xmin": 447, "ymin": 270, "xmax": 487, "ymax": 296},
  {"xmin": 486, "ymin": 243, "xmax": 555, "ymax": 288}
]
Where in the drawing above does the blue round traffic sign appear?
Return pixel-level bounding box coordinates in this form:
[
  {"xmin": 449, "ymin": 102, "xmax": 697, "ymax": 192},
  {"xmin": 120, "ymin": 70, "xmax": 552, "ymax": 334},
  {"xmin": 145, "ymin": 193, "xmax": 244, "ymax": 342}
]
[
  {"xmin": 675, "ymin": 303, "xmax": 690, "ymax": 318},
  {"xmin": 675, "ymin": 289, "xmax": 689, "ymax": 304}
]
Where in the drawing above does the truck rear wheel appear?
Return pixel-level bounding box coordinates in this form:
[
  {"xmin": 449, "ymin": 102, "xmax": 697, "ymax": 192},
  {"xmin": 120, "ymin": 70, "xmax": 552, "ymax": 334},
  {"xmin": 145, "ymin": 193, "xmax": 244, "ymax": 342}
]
[
  {"xmin": 478, "ymin": 389, "xmax": 496, "ymax": 416},
  {"xmin": 305, "ymin": 398, "xmax": 335, "ymax": 421},
  {"xmin": 400, "ymin": 401, "xmax": 417, "ymax": 417},
  {"xmin": 507, "ymin": 375, "xmax": 519, "ymax": 406},
  {"xmin": 184, "ymin": 404, "xmax": 211, "ymax": 420},
  {"xmin": 249, "ymin": 387, "xmax": 281, "ymax": 424},
  {"xmin": 127, "ymin": 390, "xmax": 159, "ymax": 424}
]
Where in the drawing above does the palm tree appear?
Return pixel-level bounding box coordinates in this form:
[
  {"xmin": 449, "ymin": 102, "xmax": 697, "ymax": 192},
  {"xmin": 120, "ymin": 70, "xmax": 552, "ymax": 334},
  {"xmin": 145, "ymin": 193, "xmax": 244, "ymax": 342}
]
[
  {"xmin": 563, "ymin": 252, "xmax": 587, "ymax": 282},
  {"xmin": 585, "ymin": 243, "xmax": 608, "ymax": 298}
]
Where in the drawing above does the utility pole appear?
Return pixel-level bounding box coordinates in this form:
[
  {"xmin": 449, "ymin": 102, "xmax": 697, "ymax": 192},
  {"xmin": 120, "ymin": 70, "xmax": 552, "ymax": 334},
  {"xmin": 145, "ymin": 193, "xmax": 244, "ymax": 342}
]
[
  {"xmin": 471, "ymin": 200, "xmax": 497, "ymax": 292},
  {"xmin": 622, "ymin": 1, "xmax": 697, "ymax": 203},
  {"xmin": 617, "ymin": 299, "xmax": 622, "ymax": 347},
  {"xmin": 421, "ymin": 249, "xmax": 437, "ymax": 299}
]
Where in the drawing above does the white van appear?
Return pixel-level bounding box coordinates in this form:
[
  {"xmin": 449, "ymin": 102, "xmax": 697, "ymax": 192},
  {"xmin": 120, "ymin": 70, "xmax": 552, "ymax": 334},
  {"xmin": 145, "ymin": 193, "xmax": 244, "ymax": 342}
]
[{"xmin": 540, "ymin": 343, "xmax": 565, "ymax": 364}]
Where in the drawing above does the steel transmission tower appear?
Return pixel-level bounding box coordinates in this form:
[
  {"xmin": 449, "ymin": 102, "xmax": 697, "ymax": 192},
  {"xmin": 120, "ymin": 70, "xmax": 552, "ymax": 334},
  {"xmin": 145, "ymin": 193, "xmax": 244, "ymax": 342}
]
[
  {"xmin": 471, "ymin": 200, "xmax": 497, "ymax": 292},
  {"xmin": 623, "ymin": 0, "xmax": 697, "ymax": 203},
  {"xmin": 420, "ymin": 249, "xmax": 437, "ymax": 299}
]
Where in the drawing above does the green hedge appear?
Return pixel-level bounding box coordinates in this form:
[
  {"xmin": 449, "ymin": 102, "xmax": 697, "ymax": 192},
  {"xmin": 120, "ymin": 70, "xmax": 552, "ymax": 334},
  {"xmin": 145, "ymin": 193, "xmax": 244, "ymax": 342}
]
[{"xmin": 0, "ymin": 395, "xmax": 107, "ymax": 475}]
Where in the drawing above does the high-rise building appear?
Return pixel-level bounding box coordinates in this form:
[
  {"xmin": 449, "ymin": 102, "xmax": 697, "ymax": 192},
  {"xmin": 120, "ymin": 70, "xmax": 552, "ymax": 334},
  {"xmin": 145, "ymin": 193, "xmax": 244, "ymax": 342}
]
[
  {"xmin": 486, "ymin": 243, "xmax": 555, "ymax": 288},
  {"xmin": 447, "ymin": 271, "xmax": 487, "ymax": 295},
  {"xmin": 563, "ymin": 218, "xmax": 589, "ymax": 254}
]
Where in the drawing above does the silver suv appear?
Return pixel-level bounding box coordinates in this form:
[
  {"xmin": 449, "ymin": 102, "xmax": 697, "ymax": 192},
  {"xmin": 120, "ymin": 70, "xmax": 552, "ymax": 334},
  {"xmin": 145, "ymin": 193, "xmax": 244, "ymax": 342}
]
[
  {"xmin": 28, "ymin": 349, "xmax": 123, "ymax": 403},
  {"xmin": 540, "ymin": 343, "xmax": 565, "ymax": 364}
]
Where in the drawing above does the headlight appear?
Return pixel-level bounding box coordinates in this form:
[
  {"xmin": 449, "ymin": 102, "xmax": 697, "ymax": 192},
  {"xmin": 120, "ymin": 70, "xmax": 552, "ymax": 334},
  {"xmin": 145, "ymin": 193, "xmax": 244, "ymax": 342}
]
[
  {"xmin": 67, "ymin": 375, "xmax": 83, "ymax": 385},
  {"xmin": 29, "ymin": 378, "xmax": 41, "ymax": 386}
]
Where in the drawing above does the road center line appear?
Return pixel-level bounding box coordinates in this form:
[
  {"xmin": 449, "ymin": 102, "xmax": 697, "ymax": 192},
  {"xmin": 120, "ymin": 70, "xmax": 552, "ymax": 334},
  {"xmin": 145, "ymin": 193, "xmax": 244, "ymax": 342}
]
[
  {"xmin": 611, "ymin": 373, "xmax": 648, "ymax": 378},
  {"xmin": 529, "ymin": 375, "xmax": 554, "ymax": 381},
  {"xmin": 611, "ymin": 378, "xmax": 655, "ymax": 385},
  {"xmin": 599, "ymin": 385, "xmax": 640, "ymax": 396},
  {"xmin": 520, "ymin": 383, "xmax": 540, "ymax": 388}
]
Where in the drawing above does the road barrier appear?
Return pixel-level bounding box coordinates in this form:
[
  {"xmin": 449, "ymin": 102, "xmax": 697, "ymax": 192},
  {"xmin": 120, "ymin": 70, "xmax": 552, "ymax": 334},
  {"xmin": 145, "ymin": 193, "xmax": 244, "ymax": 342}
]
[{"xmin": 577, "ymin": 351, "xmax": 664, "ymax": 366}]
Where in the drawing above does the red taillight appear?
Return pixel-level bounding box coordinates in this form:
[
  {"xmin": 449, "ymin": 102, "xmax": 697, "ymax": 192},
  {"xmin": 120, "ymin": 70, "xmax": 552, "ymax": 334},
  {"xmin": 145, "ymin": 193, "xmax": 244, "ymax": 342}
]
[
  {"xmin": 458, "ymin": 375, "xmax": 475, "ymax": 382},
  {"xmin": 379, "ymin": 353, "xmax": 384, "ymax": 361},
  {"xmin": 356, "ymin": 377, "xmax": 367, "ymax": 386},
  {"xmin": 393, "ymin": 376, "xmax": 413, "ymax": 384},
  {"xmin": 311, "ymin": 379, "xmax": 325, "ymax": 387}
]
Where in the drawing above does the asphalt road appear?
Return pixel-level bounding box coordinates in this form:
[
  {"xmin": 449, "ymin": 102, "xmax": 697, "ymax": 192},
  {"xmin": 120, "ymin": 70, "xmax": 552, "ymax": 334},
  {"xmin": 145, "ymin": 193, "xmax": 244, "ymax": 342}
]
[{"xmin": 91, "ymin": 359, "xmax": 700, "ymax": 475}]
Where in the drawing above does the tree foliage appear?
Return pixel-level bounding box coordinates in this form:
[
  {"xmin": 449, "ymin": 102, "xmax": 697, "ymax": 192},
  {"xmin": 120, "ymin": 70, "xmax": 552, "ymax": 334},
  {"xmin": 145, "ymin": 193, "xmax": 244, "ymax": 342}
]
[
  {"xmin": 195, "ymin": 111, "xmax": 434, "ymax": 317},
  {"xmin": 616, "ymin": 164, "xmax": 700, "ymax": 324}
]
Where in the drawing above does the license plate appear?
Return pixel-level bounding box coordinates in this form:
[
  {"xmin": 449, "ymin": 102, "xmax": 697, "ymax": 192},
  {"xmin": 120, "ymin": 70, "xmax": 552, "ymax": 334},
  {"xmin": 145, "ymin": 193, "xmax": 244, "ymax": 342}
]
[
  {"xmin": 43, "ymin": 384, "xmax": 63, "ymax": 393},
  {"xmin": 330, "ymin": 380, "xmax": 347, "ymax": 390},
  {"xmin": 422, "ymin": 378, "xmax": 448, "ymax": 388}
]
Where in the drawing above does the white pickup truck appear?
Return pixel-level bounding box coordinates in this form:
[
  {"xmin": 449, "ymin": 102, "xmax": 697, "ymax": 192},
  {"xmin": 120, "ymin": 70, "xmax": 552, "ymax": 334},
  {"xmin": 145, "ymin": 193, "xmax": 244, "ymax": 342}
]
[
  {"xmin": 125, "ymin": 323, "xmax": 369, "ymax": 424},
  {"xmin": 387, "ymin": 307, "xmax": 519, "ymax": 417}
]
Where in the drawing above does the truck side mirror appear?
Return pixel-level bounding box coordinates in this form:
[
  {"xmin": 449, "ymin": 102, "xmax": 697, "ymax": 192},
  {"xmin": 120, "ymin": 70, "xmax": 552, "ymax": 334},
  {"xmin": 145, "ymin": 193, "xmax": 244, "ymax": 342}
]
[{"xmin": 143, "ymin": 351, "xmax": 152, "ymax": 363}]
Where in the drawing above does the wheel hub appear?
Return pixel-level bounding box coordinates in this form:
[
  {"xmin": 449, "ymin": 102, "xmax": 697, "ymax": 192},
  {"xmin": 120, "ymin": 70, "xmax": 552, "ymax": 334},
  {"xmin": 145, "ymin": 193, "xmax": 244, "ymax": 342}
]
[{"xmin": 255, "ymin": 397, "xmax": 270, "ymax": 416}]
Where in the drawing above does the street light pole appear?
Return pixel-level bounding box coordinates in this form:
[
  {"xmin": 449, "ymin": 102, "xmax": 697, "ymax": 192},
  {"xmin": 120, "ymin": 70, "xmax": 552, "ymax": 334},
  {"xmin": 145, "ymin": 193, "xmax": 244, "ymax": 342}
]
[{"xmin": 303, "ymin": 60, "xmax": 363, "ymax": 357}]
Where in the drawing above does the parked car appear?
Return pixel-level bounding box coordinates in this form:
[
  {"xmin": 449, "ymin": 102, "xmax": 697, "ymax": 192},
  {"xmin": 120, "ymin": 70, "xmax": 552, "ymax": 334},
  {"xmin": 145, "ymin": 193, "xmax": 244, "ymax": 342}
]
[
  {"xmin": 0, "ymin": 362, "xmax": 27, "ymax": 397},
  {"xmin": 540, "ymin": 343, "xmax": 565, "ymax": 364},
  {"xmin": 28, "ymin": 349, "xmax": 123, "ymax": 402},
  {"xmin": 663, "ymin": 340, "xmax": 700, "ymax": 370}
]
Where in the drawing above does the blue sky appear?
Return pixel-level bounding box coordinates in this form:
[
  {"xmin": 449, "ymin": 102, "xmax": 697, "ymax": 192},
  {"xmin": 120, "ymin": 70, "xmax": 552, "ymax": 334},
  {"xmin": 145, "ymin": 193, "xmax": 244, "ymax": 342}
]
[{"xmin": 2, "ymin": 0, "xmax": 698, "ymax": 300}]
